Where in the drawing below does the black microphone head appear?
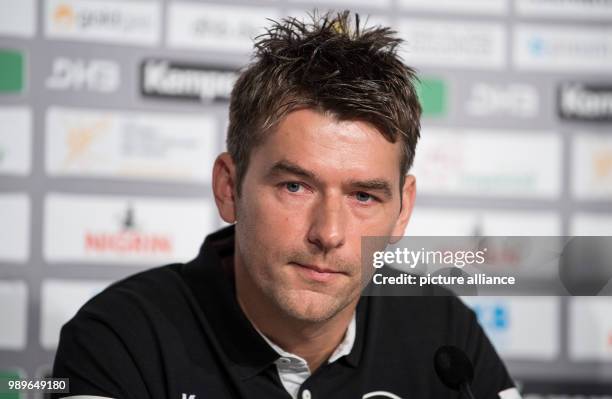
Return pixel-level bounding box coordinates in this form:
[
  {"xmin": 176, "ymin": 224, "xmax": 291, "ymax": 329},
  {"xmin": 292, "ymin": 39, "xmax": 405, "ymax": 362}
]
[{"xmin": 434, "ymin": 345, "xmax": 474, "ymax": 390}]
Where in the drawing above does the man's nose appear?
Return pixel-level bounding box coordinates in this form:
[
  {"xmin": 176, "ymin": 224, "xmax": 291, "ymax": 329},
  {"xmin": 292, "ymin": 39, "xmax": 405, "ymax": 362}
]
[{"xmin": 307, "ymin": 195, "xmax": 346, "ymax": 252}]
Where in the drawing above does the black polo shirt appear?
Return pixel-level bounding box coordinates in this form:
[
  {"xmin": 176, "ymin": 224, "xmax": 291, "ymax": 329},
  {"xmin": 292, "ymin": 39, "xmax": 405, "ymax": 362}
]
[{"xmin": 52, "ymin": 225, "xmax": 516, "ymax": 399}]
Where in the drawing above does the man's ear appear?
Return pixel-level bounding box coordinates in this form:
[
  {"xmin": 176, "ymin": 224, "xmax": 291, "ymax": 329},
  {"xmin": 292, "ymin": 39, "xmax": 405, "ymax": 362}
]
[
  {"xmin": 212, "ymin": 152, "xmax": 238, "ymax": 224},
  {"xmin": 389, "ymin": 174, "xmax": 416, "ymax": 243}
]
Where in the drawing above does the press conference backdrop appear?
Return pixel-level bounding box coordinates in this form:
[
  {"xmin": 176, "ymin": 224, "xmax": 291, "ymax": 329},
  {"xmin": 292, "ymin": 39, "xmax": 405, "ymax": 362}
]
[{"xmin": 1, "ymin": 0, "xmax": 612, "ymax": 397}]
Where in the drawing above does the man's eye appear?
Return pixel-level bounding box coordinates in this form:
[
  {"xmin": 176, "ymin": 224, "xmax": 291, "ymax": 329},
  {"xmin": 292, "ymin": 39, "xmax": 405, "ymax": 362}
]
[
  {"xmin": 355, "ymin": 192, "xmax": 373, "ymax": 202},
  {"xmin": 285, "ymin": 182, "xmax": 302, "ymax": 193}
]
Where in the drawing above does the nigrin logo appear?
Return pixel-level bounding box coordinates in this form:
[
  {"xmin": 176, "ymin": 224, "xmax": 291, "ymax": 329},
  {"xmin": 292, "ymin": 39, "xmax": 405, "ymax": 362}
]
[{"xmin": 84, "ymin": 204, "xmax": 173, "ymax": 255}]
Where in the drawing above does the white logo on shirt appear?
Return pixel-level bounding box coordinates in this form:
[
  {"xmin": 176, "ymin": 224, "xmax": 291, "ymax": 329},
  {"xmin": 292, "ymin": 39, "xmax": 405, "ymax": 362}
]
[
  {"xmin": 362, "ymin": 392, "xmax": 404, "ymax": 399},
  {"xmin": 181, "ymin": 394, "xmax": 196, "ymax": 399}
]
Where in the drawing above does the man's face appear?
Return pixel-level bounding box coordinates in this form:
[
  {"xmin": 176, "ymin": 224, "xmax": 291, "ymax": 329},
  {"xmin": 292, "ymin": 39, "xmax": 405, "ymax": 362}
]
[{"xmin": 228, "ymin": 108, "xmax": 414, "ymax": 323}]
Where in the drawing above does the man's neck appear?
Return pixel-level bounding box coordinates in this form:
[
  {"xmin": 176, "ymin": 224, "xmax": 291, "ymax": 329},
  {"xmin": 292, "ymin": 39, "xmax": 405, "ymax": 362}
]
[{"xmin": 233, "ymin": 259, "xmax": 357, "ymax": 372}]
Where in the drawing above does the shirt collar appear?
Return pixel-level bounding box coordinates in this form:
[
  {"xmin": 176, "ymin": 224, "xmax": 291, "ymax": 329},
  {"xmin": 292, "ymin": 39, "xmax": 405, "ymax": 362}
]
[
  {"xmin": 180, "ymin": 224, "xmax": 367, "ymax": 378},
  {"xmin": 330, "ymin": 311, "xmax": 357, "ymax": 363},
  {"xmin": 254, "ymin": 310, "xmax": 357, "ymax": 365}
]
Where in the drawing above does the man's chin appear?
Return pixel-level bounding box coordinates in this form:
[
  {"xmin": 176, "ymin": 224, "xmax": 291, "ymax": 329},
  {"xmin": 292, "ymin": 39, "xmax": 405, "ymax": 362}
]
[{"xmin": 274, "ymin": 289, "xmax": 350, "ymax": 323}]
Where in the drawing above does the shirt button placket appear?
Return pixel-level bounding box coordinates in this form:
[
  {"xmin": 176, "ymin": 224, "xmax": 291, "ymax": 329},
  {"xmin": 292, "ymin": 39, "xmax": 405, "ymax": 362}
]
[{"xmin": 301, "ymin": 389, "xmax": 312, "ymax": 399}]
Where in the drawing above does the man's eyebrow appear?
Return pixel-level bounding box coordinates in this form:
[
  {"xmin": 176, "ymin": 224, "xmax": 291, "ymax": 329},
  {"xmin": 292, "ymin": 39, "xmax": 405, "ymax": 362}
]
[
  {"xmin": 266, "ymin": 160, "xmax": 394, "ymax": 199},
  {"xmin": 266, "ymin": 160, "xmax": 318, "ymax": 181},
  {"xmin": 348, "ymin": 179, "xmax": 394, "ymax": 199}
]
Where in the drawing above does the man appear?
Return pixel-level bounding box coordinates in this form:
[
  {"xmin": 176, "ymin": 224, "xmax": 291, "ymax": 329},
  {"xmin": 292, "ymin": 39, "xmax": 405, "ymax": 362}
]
[{"xmin": 52, "ymin": 12, "xmax": 520, "ymax": 399}]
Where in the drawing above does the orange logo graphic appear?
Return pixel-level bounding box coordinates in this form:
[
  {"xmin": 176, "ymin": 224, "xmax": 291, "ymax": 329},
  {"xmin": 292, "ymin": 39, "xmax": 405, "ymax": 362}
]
[
  {"xmin": 53, "ymin": 4, "xmax": 75, "ymax": 26},
  {"xmin": 594, "ymin": 150, "xmax": 612, "ymax": 179},
  {"xmin": 63, "ymin": 118, "xmax": 110, "ymax": 166}
]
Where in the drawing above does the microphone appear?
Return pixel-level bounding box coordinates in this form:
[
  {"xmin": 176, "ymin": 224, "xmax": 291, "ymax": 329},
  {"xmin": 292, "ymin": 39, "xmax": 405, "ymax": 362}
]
[{"xmin": 434, "ymin": 345, "xmax": 476, "ymax": 399}]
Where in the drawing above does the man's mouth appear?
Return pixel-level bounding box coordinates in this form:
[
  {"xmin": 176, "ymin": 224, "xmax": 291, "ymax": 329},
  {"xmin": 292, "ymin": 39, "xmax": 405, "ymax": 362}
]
[{"xmin": 291, "ymin": 262, "xmax": 345, "ymax": 283}]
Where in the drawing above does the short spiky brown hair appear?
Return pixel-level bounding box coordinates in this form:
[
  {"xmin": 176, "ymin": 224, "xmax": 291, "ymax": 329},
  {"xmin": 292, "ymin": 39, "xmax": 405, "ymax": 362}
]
[{"xmin": 227, "ymin": 11, "xmax": 421, "ymax": 196}]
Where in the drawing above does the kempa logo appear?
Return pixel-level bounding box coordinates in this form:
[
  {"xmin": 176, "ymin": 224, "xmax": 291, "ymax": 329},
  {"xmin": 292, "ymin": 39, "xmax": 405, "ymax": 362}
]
[
  {"xmin": 559, "ymin": 83, "xmax": 612, "ymax": 121},
  {"xmin": 141, "ymin": 59, "xmax": 237, "ymax": 102},
  {"xmin": 84, "ymin": 204, "xmax": 173, "ymax": 255},
  {"xmin": 46, "ymin": 57, "xmax": 120, "ymax": 93}
]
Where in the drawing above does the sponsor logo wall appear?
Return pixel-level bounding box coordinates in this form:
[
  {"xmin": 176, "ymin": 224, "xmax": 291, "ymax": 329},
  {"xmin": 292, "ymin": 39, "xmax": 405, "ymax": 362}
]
[
  {"xmin": 462, "ymin": 297, "xmax": 560, "ymax": 360},
  {"xmin": 0, "ymin": 49, "xmax": 25, "ymax": 94},
  {"xmin": 1, "ymin": 0, "xmax": 611, "ymax": 393},
  {"xmin": 569, "ymin": 297, "xmax": 612, "ymax": 361},
  {"xmin": 40, "ymin": 279, "xmax": 112, "ymax": 349},
  {"xmin": 514, "ymin": 24, "xmax": 612, "ymax": 72},
  {"xmin": 572, "ymin": 132, "xmax": 612, "ymax": 200},
  {"xmin": 44, "ymin": 0, "xmax": 161, "ymax": 46},
  {"xmin": 408, "ymin": 208, "xmax": 561, "ymax": 236},
  {"xmin": 0, "ymin": 193, "xmax": 30, "ymax": 263},
  {"xmin": 44, "ymin": 193, "xmax": 214, "ymax": 265},
  {"xmin": 0, "ymin": 107, "xmax": 31, "ymax": 175},
  {"xmin": 0, "ymin": 0, "xmax": 36, "ymax": 38},
  {"xmin": 46, "ymin": 57, "xmax": 121, "ymax": 93},
  {"xmin": 398, "ymin": 19, "xmax": 506, "ymax": 69},
  {"xmin": 465, "ymin": 82, "xmax": 540, "ymax": 120},
  {"xmin": 516, "ymin": 0, "xmax": 612, "ymax": 19},
  {"xmin": 166, "ymin": 3, "xmax": 280, "ymax": 52},
  {"xmin": 140, "ymin": 59, "xmax": 238, "ymax": 103},
  {"xmin": 559, "ymin": 83, "xmax": 612, "ymax": 122},
  {"xmin": 45, "ymin": 107, "xmax": 217, "ymax": 182},
  {"xmin": 400, "ymin": 0, "xmax": 508, "ymax": 15},
  {"xmin": 412, "ymin": 128, "xmax": 561, "ymax": 198},
  {"xmin": 0, "ymin": 281, "xmax": 28, "ymax": 350}
]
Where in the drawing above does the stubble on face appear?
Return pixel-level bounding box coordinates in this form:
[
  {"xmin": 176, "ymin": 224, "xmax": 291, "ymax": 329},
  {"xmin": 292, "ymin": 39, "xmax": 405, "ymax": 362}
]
[
  {"xmin": 234, "ymin": 198, "xmax": 363, "ymax": 323},
  {"xmin": 231, "ymin": 108, "xmax": 407, "ymax": 326}
]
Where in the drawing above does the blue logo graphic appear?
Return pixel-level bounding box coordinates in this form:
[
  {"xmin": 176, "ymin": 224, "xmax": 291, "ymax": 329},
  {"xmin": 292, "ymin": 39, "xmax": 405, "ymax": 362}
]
[
  {"xmin": 473, "ymin": 303, "xmax": 510, "ymax": 332},
  {"xmin": 528, "ymin": 37, "xmax": 545, "ymax": 57}
]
